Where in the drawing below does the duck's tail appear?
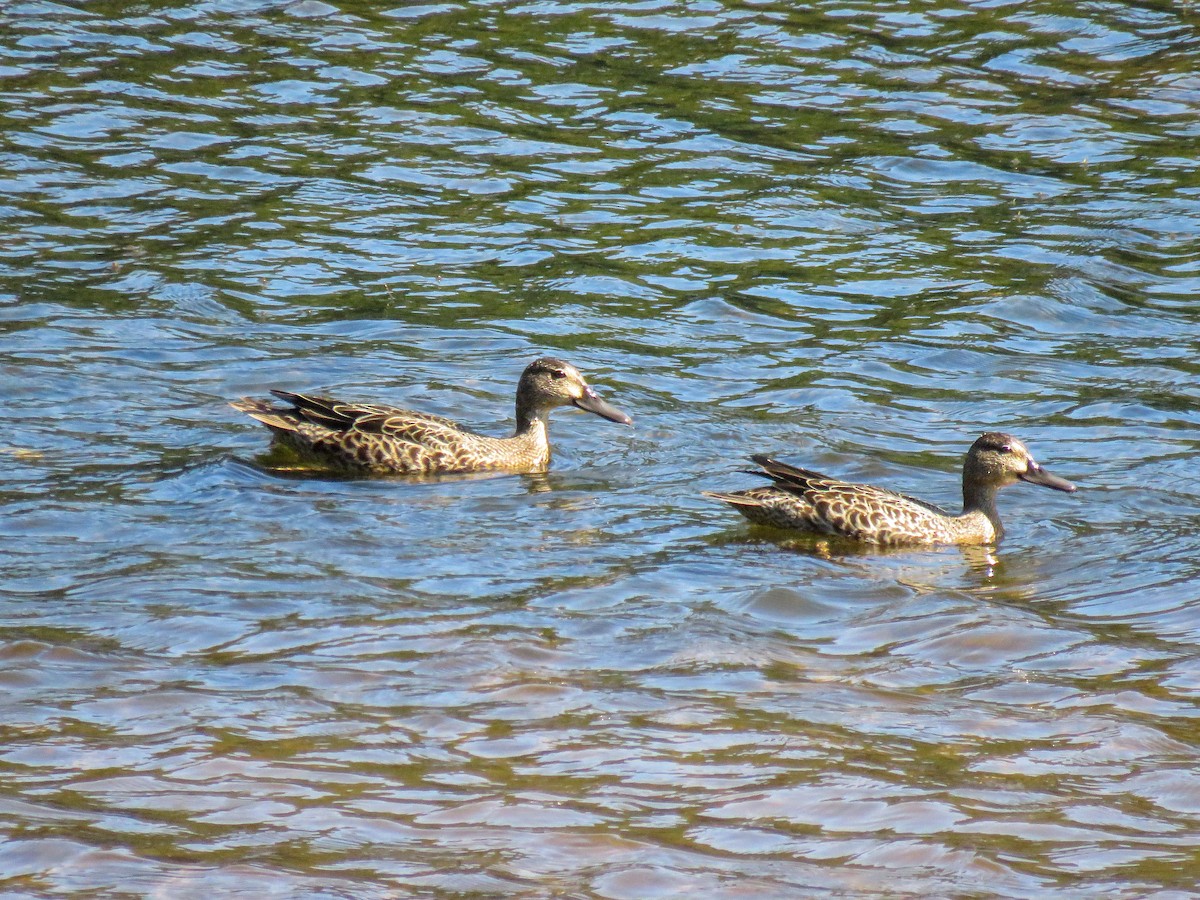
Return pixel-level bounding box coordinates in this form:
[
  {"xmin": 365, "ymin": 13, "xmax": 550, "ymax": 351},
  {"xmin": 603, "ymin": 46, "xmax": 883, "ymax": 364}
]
[
  {"xmin": 700, "ymin": 489, "xmax": 768, "ymax": 508},
  {"xmin": 229, "ymin": 397, "xmax": 300, "ymax": 435}
]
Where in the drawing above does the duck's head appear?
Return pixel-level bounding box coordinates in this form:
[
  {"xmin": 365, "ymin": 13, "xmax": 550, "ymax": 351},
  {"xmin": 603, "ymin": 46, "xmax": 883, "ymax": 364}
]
[
  {"xmin": 517, "ymin": 357, "xmax": 632, "ymax": 425},
  {"xmin": 965, "ymin": 432, "xmax": 1076, "ymax": 493}
]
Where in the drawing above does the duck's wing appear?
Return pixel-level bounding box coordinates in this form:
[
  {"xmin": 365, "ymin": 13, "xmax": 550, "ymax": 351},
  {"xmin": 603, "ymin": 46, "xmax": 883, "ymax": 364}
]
[
  {"xmin": 735, "ymin": 455, "xmax": 954, "ymax": 543},
  {"xmin": 750, "ymin": 455, "xmax": 950, "ymax": 513},
  {"xmin": 269, "ymin": 391, "xmax": 467, "ymax": 445}
]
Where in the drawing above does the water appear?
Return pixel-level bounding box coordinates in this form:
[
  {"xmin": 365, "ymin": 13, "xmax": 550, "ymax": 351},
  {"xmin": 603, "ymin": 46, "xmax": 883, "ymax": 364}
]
[{"xmin": 3, "ymin": 0, "xmax": 1200, "ymax": 895}]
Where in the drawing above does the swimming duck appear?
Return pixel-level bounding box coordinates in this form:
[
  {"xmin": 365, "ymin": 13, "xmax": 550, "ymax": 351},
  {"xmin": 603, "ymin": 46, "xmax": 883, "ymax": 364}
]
[
  {"xmin": 231, "ymin": 357, "xmax": 632, "ymax": 475},
  {"xmin": 703, "ymin": 432, "xmax": 1076, "ymax": 545}
]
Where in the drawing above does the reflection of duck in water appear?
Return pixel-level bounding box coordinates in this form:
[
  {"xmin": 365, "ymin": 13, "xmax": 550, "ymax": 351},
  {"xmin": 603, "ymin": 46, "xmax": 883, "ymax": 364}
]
[
  {"xmin": 232, "ymin": 357, "xmax": 631, "ymax": 475},
  {"xmin": 704, "ymin": 432, "xmax": 1076, "ymax": 545}
]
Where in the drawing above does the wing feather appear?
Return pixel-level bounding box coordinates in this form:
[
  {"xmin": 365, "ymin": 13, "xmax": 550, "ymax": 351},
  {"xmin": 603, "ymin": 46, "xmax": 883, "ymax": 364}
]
[{"xmin": 708, "ymin": 454, "xmax": 959, "ymax": 544}]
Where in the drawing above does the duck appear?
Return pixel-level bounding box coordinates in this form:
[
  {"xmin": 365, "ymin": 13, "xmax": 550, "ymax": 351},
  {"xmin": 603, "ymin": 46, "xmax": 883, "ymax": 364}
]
[
  {"xmin": 702, "ymin": 432, "xmax": 1076, "ymax": 545},
  {"xmin": 231, "ymin": 356, "xmax": 632, "ymax": 475}
]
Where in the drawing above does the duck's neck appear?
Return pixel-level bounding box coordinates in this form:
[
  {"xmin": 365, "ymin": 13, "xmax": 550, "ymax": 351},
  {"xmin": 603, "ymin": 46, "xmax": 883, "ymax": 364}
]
[
  {"xmin": 509, "ymin": 411, "xmax": 550, "ymax": 470},
  {"xmin": 508, "ymin": 392, "xmax": 552, "ymax": 470},
  {"xmin": 515, "ymin": 403, "xmax": 550, "ymax": 437},
  {"xmin": 962, "ymin": 479, "xmax": 1003, "ymax": 539}
]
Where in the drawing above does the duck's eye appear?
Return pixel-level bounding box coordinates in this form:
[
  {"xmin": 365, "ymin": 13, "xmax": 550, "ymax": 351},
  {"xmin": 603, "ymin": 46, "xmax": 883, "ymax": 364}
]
[
  {"xmin": 550, "ymin": 370, "xmax": 567, "ymax": 380},
  {"xmin": 999, "ymin": 444, "xmax": 1012, "ymax": 453}
]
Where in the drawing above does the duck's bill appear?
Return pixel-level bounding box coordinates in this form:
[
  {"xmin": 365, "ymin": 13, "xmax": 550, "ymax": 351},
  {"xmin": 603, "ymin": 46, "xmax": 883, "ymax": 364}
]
[
  {"xmin": 574, "ymin": 387, "xmax": 633, "ymax": 425},
  {"xmin": 1021, "ymin": 463, "xmax": 1076, "ymax": 493}
]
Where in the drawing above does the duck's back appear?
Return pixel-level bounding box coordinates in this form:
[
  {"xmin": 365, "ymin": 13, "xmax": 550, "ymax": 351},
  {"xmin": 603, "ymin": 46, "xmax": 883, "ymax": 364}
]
[
  {"xmin": 707, "ymin": 456, "xmax": 987, "ymax": 545},
  {"xmin": 236, "ymin": 391, "xmax": 547, "ymax": 474}
]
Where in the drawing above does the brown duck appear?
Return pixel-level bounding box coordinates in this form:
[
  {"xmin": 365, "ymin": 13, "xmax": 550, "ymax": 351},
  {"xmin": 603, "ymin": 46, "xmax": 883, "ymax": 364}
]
[
  {"xmin": 231, "ymin": 357, "xmax": 632, "ymax": 475},
  {"xmin": 703, "ymin": 432, "xmax": 1076, "ymax": 545}
]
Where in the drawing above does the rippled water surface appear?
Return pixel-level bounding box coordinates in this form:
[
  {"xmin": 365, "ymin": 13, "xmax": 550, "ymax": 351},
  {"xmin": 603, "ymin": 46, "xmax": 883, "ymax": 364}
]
[{"xmin": 4, "ymin": 0, "xmax": 1200, "ymax": 896}]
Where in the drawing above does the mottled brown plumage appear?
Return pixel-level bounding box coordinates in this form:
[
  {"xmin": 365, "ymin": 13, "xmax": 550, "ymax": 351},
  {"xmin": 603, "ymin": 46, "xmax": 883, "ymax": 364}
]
[
  {"xmin": 703, "ymin": 433, "xmax": 1076, "ymax": 545},
  {"xmin": 231, "ymin": 357, "xmax": 631, "ymax": 475}
]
